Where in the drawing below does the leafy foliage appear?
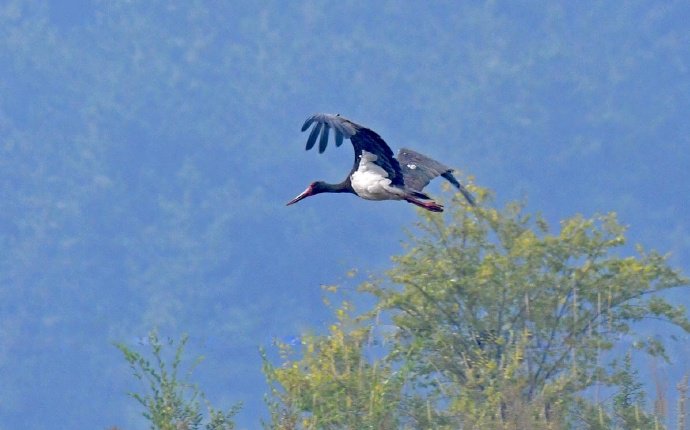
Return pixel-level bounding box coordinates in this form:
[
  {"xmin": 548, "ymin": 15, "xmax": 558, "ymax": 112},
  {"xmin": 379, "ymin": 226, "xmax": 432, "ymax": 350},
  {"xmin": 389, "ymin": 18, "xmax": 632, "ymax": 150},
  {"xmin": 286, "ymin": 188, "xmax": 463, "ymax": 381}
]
[
  {"xmin": 610, "ymin": 352, "xmax": 656, "ymax": 429},
  {"xmin": 116, "ymin": 332, "xmax": 240, "ymax": 430},
  {"xmin": 264, "ymin": 188, "xmax": 690, "ymax": 429},
  {"xmin": 263, "ymin": 302, "xmax": 406, "ymax": 429}
]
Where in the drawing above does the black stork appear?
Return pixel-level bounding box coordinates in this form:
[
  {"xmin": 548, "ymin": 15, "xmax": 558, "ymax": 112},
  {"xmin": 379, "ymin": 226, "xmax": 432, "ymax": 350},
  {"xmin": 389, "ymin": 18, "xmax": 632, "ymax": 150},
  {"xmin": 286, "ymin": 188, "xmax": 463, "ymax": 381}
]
[{"xmin": 287, "ymin": 113, "xmax": 476, "ymax": 212}]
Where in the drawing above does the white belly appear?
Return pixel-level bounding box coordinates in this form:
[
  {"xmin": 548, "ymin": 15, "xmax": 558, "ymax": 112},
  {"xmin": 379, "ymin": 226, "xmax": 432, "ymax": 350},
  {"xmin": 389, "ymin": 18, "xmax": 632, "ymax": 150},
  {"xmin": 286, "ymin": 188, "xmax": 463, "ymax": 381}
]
[{"xmin": 350, "ymin": 151, "xmax": 404, "ymax": 201}]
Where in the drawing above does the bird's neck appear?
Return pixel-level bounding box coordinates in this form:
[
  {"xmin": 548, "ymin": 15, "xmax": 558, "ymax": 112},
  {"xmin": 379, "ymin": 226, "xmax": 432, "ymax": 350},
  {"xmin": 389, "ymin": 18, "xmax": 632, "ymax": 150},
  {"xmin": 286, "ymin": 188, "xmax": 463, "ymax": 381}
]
[{"xmin": 323, "ymin": 180, "xmax": 353, "ymax": 194}]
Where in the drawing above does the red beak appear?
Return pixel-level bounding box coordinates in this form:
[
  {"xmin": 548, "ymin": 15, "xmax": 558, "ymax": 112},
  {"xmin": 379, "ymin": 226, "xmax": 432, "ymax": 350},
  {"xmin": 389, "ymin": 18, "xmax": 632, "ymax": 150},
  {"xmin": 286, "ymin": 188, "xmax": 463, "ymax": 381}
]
[{"xmin": 286, "ymin": 186, "xmax": 313, "ymax": 206}]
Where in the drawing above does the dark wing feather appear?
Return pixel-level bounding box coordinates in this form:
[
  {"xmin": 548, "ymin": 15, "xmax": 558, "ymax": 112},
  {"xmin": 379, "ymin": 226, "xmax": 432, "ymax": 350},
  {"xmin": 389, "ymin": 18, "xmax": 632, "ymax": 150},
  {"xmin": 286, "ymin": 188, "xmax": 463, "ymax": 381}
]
[
  {"xmin": 305, "ymin": 122, "xmax": 322, "ymax": 151},
  {"xmin": 335, "ymin": 129, "xmax": 344, "ymax": 147},
  {"xmin": 398, "ymin": 148, "xmax": 476, "ymax": 206},
  {"xmin": 396, "ymin": 148, "xmax": 450, "ymax": 191},
  {"xmin": 318, "ymin": 123, "xmax": 330, "ymax": 153},
  {"xmin": 300, "ymin": 113, "xmax": 404, "ymax": 186}
]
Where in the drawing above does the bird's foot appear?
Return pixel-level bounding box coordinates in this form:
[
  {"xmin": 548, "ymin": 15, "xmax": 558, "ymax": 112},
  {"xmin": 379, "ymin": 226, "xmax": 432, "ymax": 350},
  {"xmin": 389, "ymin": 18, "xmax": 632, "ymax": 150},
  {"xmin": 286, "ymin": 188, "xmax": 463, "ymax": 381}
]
[
  {"xmin": 422, "ymin": 201, "xmax": 444, "ymax": 212},
  {"xmin": 406, "ymin": 197, "xmax": 444, "ymax": 212}
]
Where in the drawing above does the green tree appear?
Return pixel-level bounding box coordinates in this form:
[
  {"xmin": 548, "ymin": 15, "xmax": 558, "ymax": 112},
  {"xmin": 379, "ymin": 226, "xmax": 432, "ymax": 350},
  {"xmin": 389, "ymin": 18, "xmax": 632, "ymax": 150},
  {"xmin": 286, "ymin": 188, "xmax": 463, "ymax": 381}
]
[
  {"xmin": 263, "ymin": 301, "xmax": 406, "ymax": 429},
  {"xmin": 117, "ymin": 332, "xmax": 240, "ymax": 430},
  {"xmin": 610, "ymin": 352, "xmax": 656, "ymax": 429},
  {"xmin": 265, "ymin": 186, "xmax": 690, "ymax": 429}
]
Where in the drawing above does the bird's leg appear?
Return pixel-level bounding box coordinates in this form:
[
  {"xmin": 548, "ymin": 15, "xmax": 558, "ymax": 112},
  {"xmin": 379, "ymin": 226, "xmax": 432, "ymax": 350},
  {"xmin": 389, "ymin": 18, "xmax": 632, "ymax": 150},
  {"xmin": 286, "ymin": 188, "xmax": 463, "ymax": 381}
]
[{"xmin": 404, "ymin": 196, "xmax": 444, "ymax": 212}]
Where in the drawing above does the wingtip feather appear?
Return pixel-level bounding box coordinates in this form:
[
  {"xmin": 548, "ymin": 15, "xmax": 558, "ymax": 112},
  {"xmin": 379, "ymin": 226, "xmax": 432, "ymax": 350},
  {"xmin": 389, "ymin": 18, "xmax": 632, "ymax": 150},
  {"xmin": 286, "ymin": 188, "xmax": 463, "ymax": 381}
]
[
  {"xmin": 305, "ymin": 122, "xmax": 322, "ymax": 151},
  {"xmin": 441, "ymin": 171, "xmax": 476, "ymax": 206},
  {"xmin": 459, "ymin": 186, "xmax": 477, "ymax": 206},
  {"xmin": 318, "ymin": 124, "xmax": 330, "ymax": 153},
  {"xmin": 301, "ymin": 116, "xmax": 315, "ymax": 132}
]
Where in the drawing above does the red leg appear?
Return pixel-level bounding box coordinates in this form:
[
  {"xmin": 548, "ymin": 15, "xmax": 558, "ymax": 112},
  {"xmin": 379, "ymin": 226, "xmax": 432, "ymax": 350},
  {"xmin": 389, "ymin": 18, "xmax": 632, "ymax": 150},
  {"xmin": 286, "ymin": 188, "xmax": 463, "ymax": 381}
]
[{"xmin": 405, "ymin": 197, "xmax": 444, "ymax": 212}]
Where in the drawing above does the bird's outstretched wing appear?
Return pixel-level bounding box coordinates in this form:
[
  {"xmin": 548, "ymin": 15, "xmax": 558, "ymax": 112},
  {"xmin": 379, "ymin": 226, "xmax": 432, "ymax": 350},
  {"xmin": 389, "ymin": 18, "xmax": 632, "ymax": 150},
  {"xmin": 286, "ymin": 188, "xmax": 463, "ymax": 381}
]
[
  {"xmin": 398, "ymin": 148, "xmax": 476, "ymax": 206},
  {"xmin": 301, "ymin": 113, "xmax": 404, "ymax": 187}
]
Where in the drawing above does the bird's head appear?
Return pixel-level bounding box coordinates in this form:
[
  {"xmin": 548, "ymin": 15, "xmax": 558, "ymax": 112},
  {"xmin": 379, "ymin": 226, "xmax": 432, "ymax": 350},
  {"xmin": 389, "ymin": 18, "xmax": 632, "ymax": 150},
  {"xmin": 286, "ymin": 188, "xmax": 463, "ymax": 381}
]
[{"xmin": 286, "ymin": 181, "xmax": 327, "ymax": 206}]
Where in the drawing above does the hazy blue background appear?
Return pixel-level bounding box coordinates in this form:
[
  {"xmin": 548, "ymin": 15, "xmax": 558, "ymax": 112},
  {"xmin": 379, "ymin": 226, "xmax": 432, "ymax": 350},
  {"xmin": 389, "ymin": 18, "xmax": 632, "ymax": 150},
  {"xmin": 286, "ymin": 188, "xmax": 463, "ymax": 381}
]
[{"xmin": 1, "ymin": 1, "xmax": 689, "ymax": 428}]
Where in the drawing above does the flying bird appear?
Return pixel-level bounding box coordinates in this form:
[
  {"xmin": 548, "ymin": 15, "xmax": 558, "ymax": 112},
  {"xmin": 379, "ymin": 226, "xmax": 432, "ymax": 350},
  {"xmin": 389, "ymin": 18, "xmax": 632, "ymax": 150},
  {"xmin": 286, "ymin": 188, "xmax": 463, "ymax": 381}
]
[{"xmin": 287, "ymin": 113, "xmax": 475, "ymax": 212}]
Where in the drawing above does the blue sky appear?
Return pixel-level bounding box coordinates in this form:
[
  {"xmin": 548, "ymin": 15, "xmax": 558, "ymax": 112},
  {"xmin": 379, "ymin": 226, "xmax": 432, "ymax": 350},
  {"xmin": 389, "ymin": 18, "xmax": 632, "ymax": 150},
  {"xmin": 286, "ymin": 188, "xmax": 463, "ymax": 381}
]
[{"xmin": 1, "ymin": 1, "xmax": 689, "ymax": 428}]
